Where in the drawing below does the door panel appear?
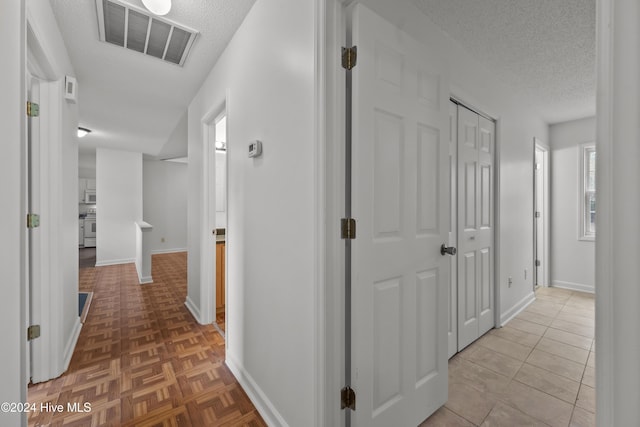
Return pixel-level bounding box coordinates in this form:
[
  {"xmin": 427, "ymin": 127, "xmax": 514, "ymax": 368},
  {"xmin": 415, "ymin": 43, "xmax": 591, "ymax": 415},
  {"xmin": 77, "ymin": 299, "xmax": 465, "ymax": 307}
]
[
  {"xmin": 373, "ymin": 110, "xmax": 403, "ymax": 237},
  {"xmin": 463, "ymin": 252, "xmax": 476, "ymax": 322},
  {"xmin": 457, "ymin": 107, "xmax": 479, "ymax": 349},
  {"xmin": 477, "ymin": 116, "xmax": 495, "ymax": 335},
  {"xmin": 350, "ymin": 4, "xmax": 449, "ymax": 426},
  {"xmin": 457, "ymin": 106, "xmax": 495, "ymax": 350},
  {"xmin": 417, "ymin": 125, "xmax": 440, "ymax": 235}
]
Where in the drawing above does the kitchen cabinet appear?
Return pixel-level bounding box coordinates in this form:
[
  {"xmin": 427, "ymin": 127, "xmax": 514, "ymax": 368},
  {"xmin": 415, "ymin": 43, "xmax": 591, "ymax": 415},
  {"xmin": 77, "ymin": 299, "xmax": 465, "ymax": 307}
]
[
  {"xmin": 79, "ymin": 178, "xmax": 97, "ymax": 203},
  {"xmin": 216, "ymin": 242, "xmax": 225, "ymax": 312},
  {"xmin": 78, "ymin": 178, "xmax": 86, "ymax": 203}
]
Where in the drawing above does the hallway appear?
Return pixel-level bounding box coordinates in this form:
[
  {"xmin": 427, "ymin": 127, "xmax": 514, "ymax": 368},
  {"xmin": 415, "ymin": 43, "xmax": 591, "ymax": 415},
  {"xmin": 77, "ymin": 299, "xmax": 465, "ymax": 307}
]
[
  {"xmin": 422, "ymin": 287, "xmax": 595, "ymax": 426},
  {"xmin": 28, "ymin": 253, "xmax": 265, "ymax": 426}
]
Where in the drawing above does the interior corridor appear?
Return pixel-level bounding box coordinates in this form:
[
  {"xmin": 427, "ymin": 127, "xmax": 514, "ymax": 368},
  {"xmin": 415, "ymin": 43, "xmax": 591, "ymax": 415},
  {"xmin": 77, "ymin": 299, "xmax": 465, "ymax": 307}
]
[
  {"xmin": 27, "ymin": 252, "xmax": 595, "ymax": 426},
  {"xmin": 422, "ymin": 287, "xmax": 595, "ymax": 427},
  {"xmin": 28, "ymin": 253, "xmax": 265, "ymax": 426}
]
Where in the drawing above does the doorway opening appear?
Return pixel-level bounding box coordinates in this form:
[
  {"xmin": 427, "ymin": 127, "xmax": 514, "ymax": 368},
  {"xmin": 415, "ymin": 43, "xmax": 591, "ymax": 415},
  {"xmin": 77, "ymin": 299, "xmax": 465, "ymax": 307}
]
[
  {"xmin": 214, "ymin": 113, "xmax": 227, "ymax": 337},
  {"xmin": 534, "ymin": 140, "xmax": 549, "ymax": 289}
]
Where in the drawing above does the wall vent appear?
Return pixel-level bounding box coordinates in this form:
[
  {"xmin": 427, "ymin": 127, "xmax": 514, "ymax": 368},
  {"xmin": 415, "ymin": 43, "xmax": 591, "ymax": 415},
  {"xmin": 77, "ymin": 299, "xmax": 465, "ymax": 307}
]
[{"xmin": 96, "ymin": 0, "xmax": 198, "ymax": 67}]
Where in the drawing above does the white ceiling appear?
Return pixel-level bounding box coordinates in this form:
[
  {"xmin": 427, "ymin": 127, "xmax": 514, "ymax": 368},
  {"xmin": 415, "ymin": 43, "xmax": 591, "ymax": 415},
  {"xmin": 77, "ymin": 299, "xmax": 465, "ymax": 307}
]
[
  {"xmin": 50, "ymin": 0, "xmax": 255, "ymax": 156},
  {"xmin": 414, "ymin": 0, "xmax": 596, "ymax": 124},
  {"xmin": 52, "ymin": 0, "xmax": 594, "ymax": 160}
]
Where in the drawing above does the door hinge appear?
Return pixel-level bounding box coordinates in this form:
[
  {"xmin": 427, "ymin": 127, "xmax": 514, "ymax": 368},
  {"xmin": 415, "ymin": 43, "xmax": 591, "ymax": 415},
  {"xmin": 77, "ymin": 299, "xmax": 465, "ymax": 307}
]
[
  {"xmin": 535, "ymin": 259, "xmax": 541, "ymax": 267},
  {"xmin": 341, "ymin": 386, "xmax": 356, "ymax": 410},
  {"xmin": 27, "ymin": 213, "xmax": 40, "ymax": 228},
  {"xmin": 27, "ymin": 101, "xmax": 39, "ymax": 117},
  {"xmin": 341, "ymin": 218, "xmax": 356, "ymax": 239},
  {"xmin": 27, "ymin": 325, "xmax": 41, "ymax": 341},
  {"xmin": 535, "ymin": 211, "xmax": 541, "ymax": 218},
  {"xmin": 341, "ymin": 46, "xmax": 357, "ymax": 70}
]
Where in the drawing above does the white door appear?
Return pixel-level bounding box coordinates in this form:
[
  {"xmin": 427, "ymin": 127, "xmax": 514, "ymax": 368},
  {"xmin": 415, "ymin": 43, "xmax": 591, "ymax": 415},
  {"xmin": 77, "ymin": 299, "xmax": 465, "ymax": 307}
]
[
  {"xmin": 456, "ymin": 106, "xmax": 495, "ymax": 350},
  {"xmin": 350, "ymin": 4, "xmax": 450, "ymax": 426},
  {"xmin": 447, "ymin": 101, "xmax": 458, "ymax": 359}
]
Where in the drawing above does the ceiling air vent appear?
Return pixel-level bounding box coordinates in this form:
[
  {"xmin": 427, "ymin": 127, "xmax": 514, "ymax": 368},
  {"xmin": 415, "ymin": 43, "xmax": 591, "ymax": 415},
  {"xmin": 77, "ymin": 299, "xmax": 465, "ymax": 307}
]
[{"xmin": 96, "ymin": 0, "xmax": 198, "ymax": 66}]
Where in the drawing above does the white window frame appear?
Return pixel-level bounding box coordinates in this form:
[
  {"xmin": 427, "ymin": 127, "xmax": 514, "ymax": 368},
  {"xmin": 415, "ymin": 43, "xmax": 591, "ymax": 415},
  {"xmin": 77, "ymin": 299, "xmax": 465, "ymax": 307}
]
[{"xmin": 579, "ymin": 142, "xmax": 596, "ymax": 241}]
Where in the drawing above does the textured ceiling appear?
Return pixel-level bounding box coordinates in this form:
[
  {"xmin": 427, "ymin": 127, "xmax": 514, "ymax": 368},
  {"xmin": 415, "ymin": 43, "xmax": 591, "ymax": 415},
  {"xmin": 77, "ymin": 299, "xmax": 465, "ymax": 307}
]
[
  {"xmin": 414, "ymin": 0, "xmax": 596, "ymax": 124},
  {"xmin": 50, "ymin": 0, "xmax": 255, "ymax": 156}
]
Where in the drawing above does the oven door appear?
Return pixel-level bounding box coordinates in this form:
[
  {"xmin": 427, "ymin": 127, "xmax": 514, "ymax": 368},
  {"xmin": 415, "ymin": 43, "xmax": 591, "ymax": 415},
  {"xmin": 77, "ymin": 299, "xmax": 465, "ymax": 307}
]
[{"xmin": 84, "ymin": 218, "xmax": 96, "ymax": 238}]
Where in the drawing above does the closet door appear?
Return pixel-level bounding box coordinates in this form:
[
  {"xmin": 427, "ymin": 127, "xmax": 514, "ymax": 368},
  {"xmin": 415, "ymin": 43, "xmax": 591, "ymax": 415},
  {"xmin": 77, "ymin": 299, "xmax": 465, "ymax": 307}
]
[
  {"xmin": 477, "ymin": 115, "xmax": 495, "ymax": 336},
  {"xmin": 456, "ymin": 106, "xmax": 494, "ymax": 350}
]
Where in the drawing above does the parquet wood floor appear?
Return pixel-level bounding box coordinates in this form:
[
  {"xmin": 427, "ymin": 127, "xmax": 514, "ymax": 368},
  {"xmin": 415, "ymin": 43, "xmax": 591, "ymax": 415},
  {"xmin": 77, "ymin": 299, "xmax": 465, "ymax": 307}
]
[{"xmin": 28, "ymin": 252, "xmax": 266, "ymax": 427}]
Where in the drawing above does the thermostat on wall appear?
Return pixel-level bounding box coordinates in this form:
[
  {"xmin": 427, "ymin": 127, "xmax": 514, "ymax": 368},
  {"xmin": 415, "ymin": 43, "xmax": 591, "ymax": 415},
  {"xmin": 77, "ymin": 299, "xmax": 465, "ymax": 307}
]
[
  {"xmin": 248, "ymin": 140, "xmax": 262, "ymax": 158},
  {"xmin": 64, "ymin": 75, "xmax": 77, "ymax": 103}
]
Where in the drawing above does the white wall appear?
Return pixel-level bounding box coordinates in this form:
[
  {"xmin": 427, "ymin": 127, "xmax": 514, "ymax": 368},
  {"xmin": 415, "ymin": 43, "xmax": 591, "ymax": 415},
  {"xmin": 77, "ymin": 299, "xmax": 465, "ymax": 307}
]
[
  {"xmin": 96, "ymin": 148, "xmax": 143, "ymax": 265},
  {"xmin": 187, "ymin": 0, "xmax": 316, "ymax": 425},
  {"xmin": 549, "ymin": 117, "xmax": 596, "ymax": 292},
  {"xmin": 355, "ymin": 0, "xmax": 549, "ymax": 324},
  {"xmin": 143, "ymin": 159, "xmax": 188, "ymax": 254},
  {"xmin": 155, "ymin": 111, "xmax": 188, "ymax": 160},
  {"xmin": 79, "ymin": 151, "xmax": 96, "ymax": 179},
  {"xmin": 215, "ymin": 152, "xmax": 226, "ymax": 228},
  {"xmin": 0, "ymin": 1, "xmax": 26, "ymax": 424}
]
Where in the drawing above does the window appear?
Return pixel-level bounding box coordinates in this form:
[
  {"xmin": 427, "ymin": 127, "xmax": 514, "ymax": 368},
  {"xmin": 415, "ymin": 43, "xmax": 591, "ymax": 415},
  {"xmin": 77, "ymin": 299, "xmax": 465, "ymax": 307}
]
[{"xmin": 580, "ymin": 143, "xmax": 596, "ymax": 240}]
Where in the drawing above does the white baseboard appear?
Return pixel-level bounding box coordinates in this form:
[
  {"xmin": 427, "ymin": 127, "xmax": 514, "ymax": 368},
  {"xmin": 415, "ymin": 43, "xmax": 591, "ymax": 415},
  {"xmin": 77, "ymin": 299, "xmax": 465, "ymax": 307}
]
[
  {"xmin": 226, "ymin": 355, "xmax": 289, "ymax": 427},
  {"xmin": 184, "ymin": 296, "xmax": 202, "ymax": 324},
  {"xmin": 95, "ymin": 258, "xmax": 135, "ymax": 267},
  {"xmin": 139, "ymin": 276, "xmax": 153, "ymax": 284},
  {"xmin": 500, "ymin": 291, "xmax": 536, "ymax": 327},
  {"xmin": 151, "ymin": 248, "xmax": 187, "ymax": 255},
  {"xmin": 551, "ymin": 280, "xmax": 595, "ymax": 294},
  {"xmin": 63, "ymin": 317, "xmax": 82, "ymax": 371}
]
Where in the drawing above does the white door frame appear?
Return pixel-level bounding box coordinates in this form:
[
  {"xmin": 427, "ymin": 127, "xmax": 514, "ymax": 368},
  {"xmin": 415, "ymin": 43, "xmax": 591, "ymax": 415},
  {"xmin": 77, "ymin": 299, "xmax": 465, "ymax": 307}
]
[
  {"xmin": 322, "ymin": 1, "xmax": 347, "ymax": 426},
  {"xmin": 533, "ymin": 139, "xmax": 550, "ymax": 288},
  {"xmin": 3, "ymin": 3, "xmax": 27, "ymax": 424},
  {"xmin": 447, "ymin": 101, "xmax": 458, "ymax": 359},
  {"xmin": 595, "ymin": 0, "xmax": 640, "ymax": 423}
]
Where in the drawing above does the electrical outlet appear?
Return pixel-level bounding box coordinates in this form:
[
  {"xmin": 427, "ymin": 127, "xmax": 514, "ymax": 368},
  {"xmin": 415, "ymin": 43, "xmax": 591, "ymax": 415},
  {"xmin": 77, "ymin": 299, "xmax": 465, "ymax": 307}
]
[
  {"xmin": 508, "ymin": 276, "xmax": 513, "ymax": 288},
  {"xmin": 161, "ymin": 237, "xmax": 165, "ymax": 243}
]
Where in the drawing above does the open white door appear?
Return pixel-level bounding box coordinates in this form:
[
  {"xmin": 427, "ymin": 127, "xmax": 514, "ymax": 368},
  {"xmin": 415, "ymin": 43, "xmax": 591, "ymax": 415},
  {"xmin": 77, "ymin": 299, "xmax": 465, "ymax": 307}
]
[{"xmin": 350, "ymin": 4, "xmax": 450, "ymax": 426}]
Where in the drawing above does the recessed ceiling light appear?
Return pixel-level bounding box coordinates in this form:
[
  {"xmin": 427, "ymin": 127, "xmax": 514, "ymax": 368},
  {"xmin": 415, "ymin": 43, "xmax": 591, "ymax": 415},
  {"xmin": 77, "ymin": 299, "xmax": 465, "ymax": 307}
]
[
  {"xmin": 141, "ymin": 0, "xmax": 171, "ymax": 16},
  {"xmin": 78, "ymin": 127, "xmax": 92, "ymax": 138}
]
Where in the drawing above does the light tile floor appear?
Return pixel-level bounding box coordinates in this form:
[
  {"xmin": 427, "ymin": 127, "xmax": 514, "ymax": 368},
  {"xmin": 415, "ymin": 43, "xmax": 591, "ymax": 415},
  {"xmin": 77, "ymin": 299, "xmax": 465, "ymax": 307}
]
[{"xmin": 421, "ymin": 287, "xmax": 595, "ymax": 427}]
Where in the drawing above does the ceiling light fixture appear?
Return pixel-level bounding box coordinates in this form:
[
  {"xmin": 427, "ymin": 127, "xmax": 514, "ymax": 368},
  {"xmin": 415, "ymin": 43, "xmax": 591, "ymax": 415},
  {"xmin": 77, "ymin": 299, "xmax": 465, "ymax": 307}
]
[
  {"xmin": 141, "ymin": 0, "xmax": 171, "ymax": 16},
  {"xmin": 77, "ymin": 127, "xmax": 92, "ymax": 138}
]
